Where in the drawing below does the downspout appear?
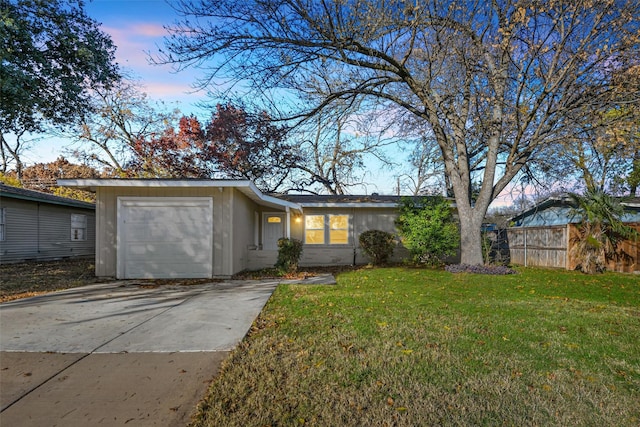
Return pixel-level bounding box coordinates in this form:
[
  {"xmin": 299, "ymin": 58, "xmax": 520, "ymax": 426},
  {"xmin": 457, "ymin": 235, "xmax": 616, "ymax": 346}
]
[{"xmin": 228, "ymin": 188, "xmax": 234, "ymax": 276}]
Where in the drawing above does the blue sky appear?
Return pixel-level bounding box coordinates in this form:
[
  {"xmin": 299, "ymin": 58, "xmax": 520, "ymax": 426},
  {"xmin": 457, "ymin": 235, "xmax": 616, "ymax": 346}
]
[{"xmin": 25, "ymin": 0, "xmax": 411, "ymax": 196}]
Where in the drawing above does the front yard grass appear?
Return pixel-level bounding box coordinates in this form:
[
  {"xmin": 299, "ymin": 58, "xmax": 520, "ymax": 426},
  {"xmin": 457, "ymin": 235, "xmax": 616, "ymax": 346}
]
[{"xmin": 191, "ymin": 267, "xmax": 640, "ymax": 426}]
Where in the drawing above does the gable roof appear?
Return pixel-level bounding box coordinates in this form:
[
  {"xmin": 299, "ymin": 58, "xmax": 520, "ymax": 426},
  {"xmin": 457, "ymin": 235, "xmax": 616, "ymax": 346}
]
[{"xmin": 0, "ymin": 184, "xmax": 95, "ymax": 210}]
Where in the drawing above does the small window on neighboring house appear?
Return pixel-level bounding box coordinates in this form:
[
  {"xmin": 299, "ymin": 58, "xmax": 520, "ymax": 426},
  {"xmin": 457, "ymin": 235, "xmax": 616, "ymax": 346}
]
[
  {"xmin": 0, "ymin": 208, "xmax": 5, "ymax": 241},
  {"xmin": 71, "ymin": 214, "xmax": 87, "ymax": 241},
  {"xmin": 304, "ymin": 214, "xmax": 350, "ymax": 245}
]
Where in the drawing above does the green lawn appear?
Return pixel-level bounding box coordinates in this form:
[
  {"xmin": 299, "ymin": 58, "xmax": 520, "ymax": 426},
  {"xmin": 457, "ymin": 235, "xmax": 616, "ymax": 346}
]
[{"xmin": 191, "ymin": 267, "xmax": 640, "ymax": 426}]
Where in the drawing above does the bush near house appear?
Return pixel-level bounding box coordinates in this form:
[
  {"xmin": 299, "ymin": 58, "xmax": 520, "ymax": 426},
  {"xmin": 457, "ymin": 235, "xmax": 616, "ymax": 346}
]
[
  {"xmin": 359, "ymin": 230, "xmax": 395, "ymax": 266},
  {"xmin": 396, "ymin": 196, "xmax": 459, "ymax": 266},
  {"xmin": 275, "ymin": 238, "xmax": 303, "ymax": 273}
]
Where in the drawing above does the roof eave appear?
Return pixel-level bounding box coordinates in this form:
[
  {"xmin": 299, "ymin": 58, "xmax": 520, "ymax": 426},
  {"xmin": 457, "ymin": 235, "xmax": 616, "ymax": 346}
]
[{"xmin": 57, "ymin": 179, "xmax": 303, "ymax": 213}]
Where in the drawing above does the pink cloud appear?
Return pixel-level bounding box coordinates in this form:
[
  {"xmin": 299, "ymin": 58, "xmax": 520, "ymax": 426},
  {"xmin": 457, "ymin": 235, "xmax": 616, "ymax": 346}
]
[
  {"xmin": 135, "ymin": 23, "xmax": 168, "ymax": 38},
  {"xmin": 143, "ymin": 81, "xmax": 199, "ymax": 98}
]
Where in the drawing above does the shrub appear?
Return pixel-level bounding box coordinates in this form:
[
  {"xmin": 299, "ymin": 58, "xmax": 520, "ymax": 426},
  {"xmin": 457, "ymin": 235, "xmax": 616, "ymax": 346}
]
[
  {"xmin": 396, "ymin": 196, "xmax": 459, "ymax": 267},
  {"xmin": 359, "ymin": 230, "xmax": 395, "ymax": 265},
  {"xmin": 275, "ymin": 238, "xmax": 303, "ymax": 273},
  {"xmin": 568, "ymin": 191, "xmax": 638, "ymax": 274}
]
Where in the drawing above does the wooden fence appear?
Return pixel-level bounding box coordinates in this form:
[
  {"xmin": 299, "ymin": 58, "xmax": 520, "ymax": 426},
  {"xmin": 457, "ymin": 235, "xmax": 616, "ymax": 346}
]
[
  {"xmin": 507, "ymin": 226, "xmax": 568, "ymax": 268},
  {"xmin": 506, "ymin": 223, "xmax": 639, "ymax": 273}
]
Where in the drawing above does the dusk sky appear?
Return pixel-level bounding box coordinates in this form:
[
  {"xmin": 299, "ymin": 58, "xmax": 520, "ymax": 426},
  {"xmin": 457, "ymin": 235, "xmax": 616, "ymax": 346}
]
[
  {"xmin": 27, "ymin": 0, "xmax": 520, "ymax": 202},
  {"xmin": 27, "ymin": 0, "xmax": 210, "ymax": 166},
  {"xmin": 84, "ymin": 0, "xmax": 208, "ymax": 111}
]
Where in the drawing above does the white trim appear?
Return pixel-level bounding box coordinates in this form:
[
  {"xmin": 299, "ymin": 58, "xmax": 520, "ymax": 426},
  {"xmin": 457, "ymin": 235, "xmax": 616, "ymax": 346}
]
[
  {"xmin": 59, "ymin": 179, "xmax": 251, "ymax": 188},
  {"xmin": 285, "ymin": 207, "xmax": 291, "ymax": 239}
]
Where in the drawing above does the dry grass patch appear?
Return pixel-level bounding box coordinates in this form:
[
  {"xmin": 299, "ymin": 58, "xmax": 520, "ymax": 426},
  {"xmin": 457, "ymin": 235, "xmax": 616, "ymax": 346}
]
[
  {"xmin": 190, "ymin": 267, "xmax": 640, "ymax": 426},
  {"xmin": 0, "ymin": 258, "xmax": 102, "ymax": 302}
]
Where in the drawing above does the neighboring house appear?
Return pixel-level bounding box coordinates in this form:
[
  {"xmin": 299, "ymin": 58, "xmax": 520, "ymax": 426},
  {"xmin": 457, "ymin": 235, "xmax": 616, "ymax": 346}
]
[
  {"xmin": 0, "ymin": 184, "xmax": 96, "ymax": 263},
  {"xmin": 58, "ymin": 179, "xmax": 409, "ymax": 279},
  {"xmin": 507, "ymin": 194, "xmax": 640, "ymax": 272},
  {"xmin": 510, "ymin": 194, "xmax": 640, "ymax": 227}
]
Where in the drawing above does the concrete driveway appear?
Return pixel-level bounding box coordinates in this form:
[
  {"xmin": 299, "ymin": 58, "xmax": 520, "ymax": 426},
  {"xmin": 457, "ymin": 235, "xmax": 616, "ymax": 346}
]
[{"xmin": 0, "ymin": 279, "xmax": 278, "ymax": 426}]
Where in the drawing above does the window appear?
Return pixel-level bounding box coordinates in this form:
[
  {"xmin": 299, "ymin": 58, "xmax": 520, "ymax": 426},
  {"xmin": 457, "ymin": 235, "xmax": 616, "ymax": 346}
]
[
  {"xmin": 329, "ymin": 215, "xmax": 349, "ymax": 244},
  {"xmin": 71, "ymin": 214, "xmax": 87, "ymax": 241},
  {"xmin": 304, "ymin": 214, "xmax": 350, "ymax": 245},
  {"xmin": 305, "ymin": 215, "xmax": 325, "ymax": 244},
  {"xmin": 0, "ymin": 208, "xmax": 5, "ymax": 241}
]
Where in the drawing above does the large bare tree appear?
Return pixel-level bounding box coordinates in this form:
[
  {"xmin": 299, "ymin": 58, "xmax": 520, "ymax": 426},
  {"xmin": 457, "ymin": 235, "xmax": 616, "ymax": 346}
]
[
  {"xmin": 160, "ymin": 0, "xmax": 639, "ymax": 265},
  {"xmin": 66, "ymin": 79, "xmax": 180, "ymax": 175},
  {"xmin": 289, "ymin": 99, "xmax": 397, "ymax": 195}
]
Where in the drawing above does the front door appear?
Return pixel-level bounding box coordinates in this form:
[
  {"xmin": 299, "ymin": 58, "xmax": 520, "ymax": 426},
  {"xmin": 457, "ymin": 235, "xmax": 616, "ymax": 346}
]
[{"xmin": 263, "ymin": 214, "xmax": 285, "ymax": 250}]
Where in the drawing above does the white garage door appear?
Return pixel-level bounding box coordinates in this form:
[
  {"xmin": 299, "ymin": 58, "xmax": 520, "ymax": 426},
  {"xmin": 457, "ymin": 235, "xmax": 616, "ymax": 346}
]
[{"xmin": 117, "ymin": 197, "xmax": 213, "ymax": 279}]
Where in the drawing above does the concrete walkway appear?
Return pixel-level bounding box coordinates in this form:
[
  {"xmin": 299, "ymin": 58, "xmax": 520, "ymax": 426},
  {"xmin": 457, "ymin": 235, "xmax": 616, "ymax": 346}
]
[{"xmin": 0, "ymin": 279, "xmax": 280, "ymax": 426}]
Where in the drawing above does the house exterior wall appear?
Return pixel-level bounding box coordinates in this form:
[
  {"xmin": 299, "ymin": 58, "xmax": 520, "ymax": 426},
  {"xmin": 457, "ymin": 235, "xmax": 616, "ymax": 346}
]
[
  {"xmin": 95, "ymin": 186, "xmax": 260, "ymax": 278},
  {"xmin": 0, "ymin": 197, "xmax": 95, "ymax": 263},
  {"xmin": 232, "ymin": 188, "xmax": 261, "ymax": 273},
  {"xmin": 245, "ymin": 206, "xmax": 407, "ymax": 270}
]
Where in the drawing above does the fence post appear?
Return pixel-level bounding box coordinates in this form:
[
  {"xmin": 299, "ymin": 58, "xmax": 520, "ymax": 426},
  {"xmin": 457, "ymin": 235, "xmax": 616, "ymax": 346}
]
[
  {"xmin": 565, "ymin": 224, "xmax": 569, "ymax": 270},
  {"xmin": 524, "ymin": 228, "xmax": 528, "ymax": 267}
]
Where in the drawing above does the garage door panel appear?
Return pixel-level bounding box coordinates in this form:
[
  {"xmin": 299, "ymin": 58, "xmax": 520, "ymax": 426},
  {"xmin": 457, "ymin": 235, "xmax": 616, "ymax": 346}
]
[
  {"xmin": 124, "ymin": 262, "xmax": 212, "ymax": 279},
  {"xmin": 118, "ymin": 198, "xmax": 213, "ymax": 279},
  {"xmin": 126, "ymin": 243, "xmax": 211, "ymax": 260}
]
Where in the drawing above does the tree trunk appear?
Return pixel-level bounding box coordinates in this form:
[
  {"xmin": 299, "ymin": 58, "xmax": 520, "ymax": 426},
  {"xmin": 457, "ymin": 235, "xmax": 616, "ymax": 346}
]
[{"xmin": 457, "ymin": 207, "xmax": 485, "ymax": 266}]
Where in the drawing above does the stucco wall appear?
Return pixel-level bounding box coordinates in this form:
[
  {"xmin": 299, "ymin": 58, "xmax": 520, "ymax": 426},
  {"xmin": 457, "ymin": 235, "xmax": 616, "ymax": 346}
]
[{"xmin": 232, "ymin": 188, "xmax": 261, "ymax": 273}]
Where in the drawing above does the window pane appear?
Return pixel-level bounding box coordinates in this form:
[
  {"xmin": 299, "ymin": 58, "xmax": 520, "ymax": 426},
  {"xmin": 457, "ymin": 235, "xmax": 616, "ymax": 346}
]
[
  {"xmin": 330, "ymin": 229, "xmax": 348, "ymax": 244},
  {"xmin": 305, "ymin": 215, "xmax": 324, "ymax": 229},
  {"xmin": 329, "ymin": 215, "xmax": 348, "ymax": 230},
  {"xmin": 267, "ymin": 216, "xmax": 282, "ymax": 223},
  {"xmin": 71, "ymin": 214, "xmax": 86, "ymax": 227},
  {"xmin": 71, "ymin": 214, "xmax": 87, "ymax": 241},
  {"xmin": 305, "ymin": 229, "xmax": 325, "ymax": 244}
]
